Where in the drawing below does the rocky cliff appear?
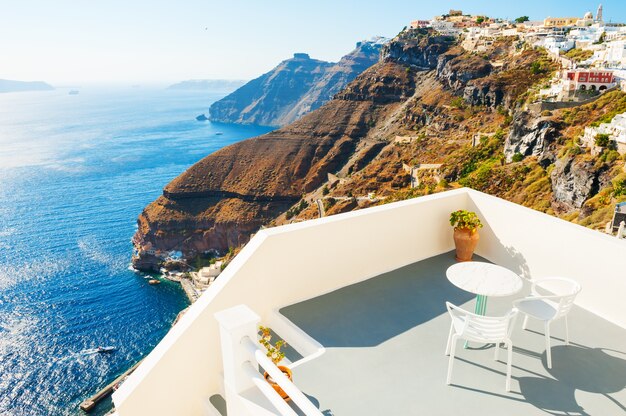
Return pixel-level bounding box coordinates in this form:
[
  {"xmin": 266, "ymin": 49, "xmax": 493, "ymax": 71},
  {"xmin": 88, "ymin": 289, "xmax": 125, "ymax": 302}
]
[
  {"xmin": 208, "ymin": 38, "xmax": 387, "ymax": 127},
  {"xmin": 504, "ymin": 110, "xmax": 558, "ymax": 165},
  {"xmin": 133, "ymin": 28, "xmax": 626, "ymax": 271}
]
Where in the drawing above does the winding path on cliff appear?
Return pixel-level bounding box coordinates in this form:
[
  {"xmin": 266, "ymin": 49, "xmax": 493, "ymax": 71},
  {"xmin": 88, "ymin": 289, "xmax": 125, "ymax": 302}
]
[{"xmin": 335, "ymin": 71, "xmax": 439, "ymax": 180}]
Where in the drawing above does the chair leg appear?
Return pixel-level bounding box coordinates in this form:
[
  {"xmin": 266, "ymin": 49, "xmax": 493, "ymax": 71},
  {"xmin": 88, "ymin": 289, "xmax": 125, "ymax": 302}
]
[
  {"xmin": 494, "ymin": 342, "xmax": 499, "ymax": 361},
  {"xmin": 564, "ymin": 316, "xmax": 570, "ymax": 346},
  {"xmin": 545, "ymin": 322, "xmax": 552, "ymax": 369},
  {"xmin": 446, "ymin": 335, "xmax": 457, "ymax": 385},
  {"xmin": 522, "ymin": 315, "xmax": 529, "ymax": 330},
  {"xmin": 506, "ymin": 341, "xmax": 513, "ymax": 392},
  {"xmin": 445, "ymin": 322, "xmax": 454, "ymax": 356}
]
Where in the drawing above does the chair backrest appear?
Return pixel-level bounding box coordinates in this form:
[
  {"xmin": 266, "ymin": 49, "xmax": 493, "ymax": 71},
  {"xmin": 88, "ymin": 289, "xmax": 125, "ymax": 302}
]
[
  {"xmin": 531, "ymin": 277, "xmax": 581, "ymax": 320},
  {"xmin": 446, "ymin": 302, "xmax": 518, "ymax": 343}
]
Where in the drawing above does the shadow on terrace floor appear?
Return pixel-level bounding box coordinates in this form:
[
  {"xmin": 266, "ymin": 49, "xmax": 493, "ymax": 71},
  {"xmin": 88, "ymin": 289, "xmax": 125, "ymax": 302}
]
[{"xmin": 280, "ymin": 252, "xmax": 476, "ymax": 348}]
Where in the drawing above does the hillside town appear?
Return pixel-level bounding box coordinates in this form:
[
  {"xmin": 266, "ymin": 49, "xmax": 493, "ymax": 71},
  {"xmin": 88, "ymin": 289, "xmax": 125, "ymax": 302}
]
[
  {"xmin": 413, "ymin": 6, "xmax": 624, "ymax": 80},
  {"xmin": 412, "ymin": 4, "xmax": 626, "ymax": 158}
]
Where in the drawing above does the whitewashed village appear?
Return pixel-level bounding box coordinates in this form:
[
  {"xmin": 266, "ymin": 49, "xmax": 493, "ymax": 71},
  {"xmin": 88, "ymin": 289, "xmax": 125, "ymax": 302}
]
[{"xmin": 412, "ymin": 5, "xmax": 626, "ymax": 154}]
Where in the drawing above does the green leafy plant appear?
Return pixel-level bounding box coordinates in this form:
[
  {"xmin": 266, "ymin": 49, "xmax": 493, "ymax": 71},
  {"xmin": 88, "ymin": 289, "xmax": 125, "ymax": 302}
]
[
  {"xmin": 450, "ymin": 97, "xmax": 466, "ymax": 109},
  {"xmin": 285, "ymin": 199, "xmax": 309, "ymax": 219},
  {"xmin": 512, "ymin": 152, "xmax": 524, "ymax": 162},
  {"xmin": 595, "ymin": 133, "xmax": 611, "ymax": 148},
  {"xmin": 449, "ymin": 210, "xmax": 483, "ymax": 233},
  {"xmin": 323, "ymin": 197, "xmax": 337, "ymax": 211},
  {"xmin": 612, "ymin": 173, "xmax": 626, "ymax": 197},
  {"xmin": 562, "ymin": 48, "xmax": 593, "ymax": 62},
  {"xmin": 259, "ymin": 326, "xmax": 287, "ymax": 365},
  {"xmin": 530, "ymin": 61, "xmax": 546, "ymax": 75},
  {"xmin": 515, "ymin": 16, "xmax": 529, "ymax": 24}
]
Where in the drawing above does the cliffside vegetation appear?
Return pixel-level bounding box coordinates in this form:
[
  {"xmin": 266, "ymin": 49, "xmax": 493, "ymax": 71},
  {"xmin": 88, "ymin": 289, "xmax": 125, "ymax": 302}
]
[
  {"xmin": 562, "ymin": 48, "xmax": 594, "ymax": 62},
  {"xmin": 287, "ymin": 35, "xmax": 625, "ymax": 231},
  {"xmin": 133, "ymin": 28, "xmax": 626, "ymax": 271}
]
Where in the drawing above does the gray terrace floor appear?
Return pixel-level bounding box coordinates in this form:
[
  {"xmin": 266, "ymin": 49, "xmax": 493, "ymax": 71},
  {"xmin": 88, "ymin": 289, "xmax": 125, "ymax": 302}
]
[{"xmin": 279, "ymin": 252, "xmax": 626, "ymax": 416}]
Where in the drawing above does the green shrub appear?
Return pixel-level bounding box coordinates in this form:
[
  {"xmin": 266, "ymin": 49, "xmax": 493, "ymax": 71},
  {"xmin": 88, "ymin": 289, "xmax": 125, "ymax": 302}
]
[
  {"xmin": 530, "ymin": 61, "xmax": 546, "ymax": 75},
  {"xmin": 595, "ymin": 133, "xmax": 611, "ymax": 148},
  {"xmin": 612, "ymin": 174, "xmax": 626, "ymax": 197},
  {"xmin": 512, "ymin": 152, "xmax": 524, "ymax": 162},
  {"xmin": 568, "ymin": 145, "xmax": 583, "ymax": 156},
  {"xmin": 450, "ymin": 97, "xmax": 465, "ymax": 109},
  {"xmin": 323, "ymin": 197, "xmax": 336, "ymax": 211},
  {"xmin": 603, "ymin": 150, "xmax": 621, "ymax": 163},
  {"xmin": 563, "ymin": 48, "xmax": 594, "ymax": 62},
  {"xmin": 322, "ymin": 185, "xmax": 329, "ymax": 196},
  {"xmin": 285, "ymin": 199, "xmax": 309, "ymax": 219}
]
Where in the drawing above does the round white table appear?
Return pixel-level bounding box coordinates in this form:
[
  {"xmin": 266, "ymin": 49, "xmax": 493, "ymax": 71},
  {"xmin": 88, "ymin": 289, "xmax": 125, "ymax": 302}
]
[
  {"xmin": 446, "ymin": 262, "xmax": 523, "ymax": 348},
  {"xmin": 447, "ymin": 261, "xmax": 522, "ymax": 315}
]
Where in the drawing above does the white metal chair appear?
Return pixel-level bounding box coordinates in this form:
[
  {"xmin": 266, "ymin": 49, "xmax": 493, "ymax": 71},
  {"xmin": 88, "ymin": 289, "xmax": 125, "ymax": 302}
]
[
  {"xmin": 513, "ymin": 277, "xmax": 581, "ymax": 369},
  {"xmin": 445, "ymin": 302, "xmax": 519, "ymax": 392}
]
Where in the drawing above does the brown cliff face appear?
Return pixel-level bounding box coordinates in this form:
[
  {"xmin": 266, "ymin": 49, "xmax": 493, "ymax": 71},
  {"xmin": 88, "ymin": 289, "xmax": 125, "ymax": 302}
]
[
  {"xmin": 137, "ymin": 29, "xmax": 619, "ymax": 272},
  {"xmin": 133, "ymin": 47, "xmax": 433, "ymax": 268}
]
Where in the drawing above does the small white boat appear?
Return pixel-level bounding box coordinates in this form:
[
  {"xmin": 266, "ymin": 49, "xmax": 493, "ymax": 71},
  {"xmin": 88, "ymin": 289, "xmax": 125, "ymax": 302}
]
[{"xmin": 81, "ymin": 346, "xmax": 116, "ymax": 355}]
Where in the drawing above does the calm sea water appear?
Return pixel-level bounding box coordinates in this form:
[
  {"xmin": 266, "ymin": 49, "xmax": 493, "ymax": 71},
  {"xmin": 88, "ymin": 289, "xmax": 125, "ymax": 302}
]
[{"xmin": 0, "ymin": 87, "xmax": 272, "ymax": 415}]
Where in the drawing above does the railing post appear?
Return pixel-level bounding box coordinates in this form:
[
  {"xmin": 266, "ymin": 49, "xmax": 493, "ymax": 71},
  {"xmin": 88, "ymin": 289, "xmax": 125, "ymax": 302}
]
[{"xmin": 215, "ymin": 304, "xmax": 260, "ymax": 415}]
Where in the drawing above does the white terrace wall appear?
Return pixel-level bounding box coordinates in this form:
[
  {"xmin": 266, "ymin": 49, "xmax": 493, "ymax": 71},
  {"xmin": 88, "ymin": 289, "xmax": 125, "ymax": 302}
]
[
  {"xmin": 469, "ymin": 190, "xmax": 626, "ymax": 329},
  {"xmin": 113, "ymin": 190, "xmax": 468, "ymax": 416}
]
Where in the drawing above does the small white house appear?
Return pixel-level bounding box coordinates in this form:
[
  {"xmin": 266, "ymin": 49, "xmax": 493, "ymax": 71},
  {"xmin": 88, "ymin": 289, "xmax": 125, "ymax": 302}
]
[
  {"xmin": 195, "ymin": 261, "xmax": 224, "ymax": 286},
  {"xmin": 581, "ymin": 112, "xmax": 626, "ymax": 155}
]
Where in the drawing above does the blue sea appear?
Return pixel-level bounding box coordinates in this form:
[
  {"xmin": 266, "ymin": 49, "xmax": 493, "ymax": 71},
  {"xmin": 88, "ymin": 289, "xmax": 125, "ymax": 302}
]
[{"xmin": 0, "ymin": 87, "xmax": 272, "ymax": 415}]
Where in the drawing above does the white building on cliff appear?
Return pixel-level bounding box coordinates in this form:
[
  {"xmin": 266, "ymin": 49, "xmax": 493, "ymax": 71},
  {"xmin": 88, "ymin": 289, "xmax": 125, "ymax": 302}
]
[{"xmin": 581, "ymin": 112, "xmax": 626, "ymax": 154}]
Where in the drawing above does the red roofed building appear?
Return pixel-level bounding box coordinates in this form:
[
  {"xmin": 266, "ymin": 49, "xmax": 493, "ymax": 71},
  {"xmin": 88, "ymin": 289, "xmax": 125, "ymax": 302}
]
[
  {"xmin": 564, "ymin": 69, "xmax": 615, "ymax": 92},
  {"xmin": 410, "ymin": 20, "xmax": 430, "ymax": 29}
]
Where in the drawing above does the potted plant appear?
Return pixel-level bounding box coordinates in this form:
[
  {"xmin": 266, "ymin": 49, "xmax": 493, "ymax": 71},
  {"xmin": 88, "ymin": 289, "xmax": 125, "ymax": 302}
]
[
  {"xmin": 449, "ymin": 210, "xmax": 483, "ymax": 261},
  {"xmin": 259, "ymin": 326, "xmax": 292, "ymax": 400}
]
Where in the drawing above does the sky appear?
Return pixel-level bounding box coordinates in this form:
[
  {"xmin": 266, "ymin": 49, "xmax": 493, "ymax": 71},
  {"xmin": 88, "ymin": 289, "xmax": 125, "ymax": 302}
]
[{"xmin": 1, "ymin": 0, "xmax": 624, "ymax": 85}]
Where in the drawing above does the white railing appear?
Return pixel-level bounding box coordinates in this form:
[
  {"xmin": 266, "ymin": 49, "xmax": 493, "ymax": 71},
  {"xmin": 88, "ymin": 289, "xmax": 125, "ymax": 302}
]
[
  {"xmin": 241, "ymin": 336, "xmax": 323, "ymax": 416},
  {"xmin": 215, "ymin": 304, "xmax": 323, "ymax": 416}
]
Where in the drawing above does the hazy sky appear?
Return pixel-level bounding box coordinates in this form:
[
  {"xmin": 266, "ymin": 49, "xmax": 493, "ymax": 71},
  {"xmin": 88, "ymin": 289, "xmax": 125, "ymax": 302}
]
[{"xmin": 1, "ymin": 1, "xmax": 624, "ymax": 85}]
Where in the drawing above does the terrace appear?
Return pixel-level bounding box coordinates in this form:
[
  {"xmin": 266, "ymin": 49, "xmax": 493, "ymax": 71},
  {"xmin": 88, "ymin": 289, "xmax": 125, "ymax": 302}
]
[
  {"xmin": 276, "ymin": 254, "xmax": 626, "ymax": 415},
  {"xmin": 112, "ymin": 189, "xmax": 626, "ymax": 416}
]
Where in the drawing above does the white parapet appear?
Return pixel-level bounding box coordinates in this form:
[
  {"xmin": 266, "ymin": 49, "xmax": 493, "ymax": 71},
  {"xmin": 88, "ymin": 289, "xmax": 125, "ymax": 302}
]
[{"xmin": 113, "ymin": 188, "xmax": 626, "ymax": 416}]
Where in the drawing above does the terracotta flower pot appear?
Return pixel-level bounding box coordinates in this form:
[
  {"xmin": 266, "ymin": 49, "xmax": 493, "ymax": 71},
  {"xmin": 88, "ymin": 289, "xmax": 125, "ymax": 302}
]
[
  {"xmin": 264, "ymin": 365, "xmax": 293, "ymax": 400},
  {"xmin": 453, "ymin": 227, "xmax": 479, "ymax": 261}
]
